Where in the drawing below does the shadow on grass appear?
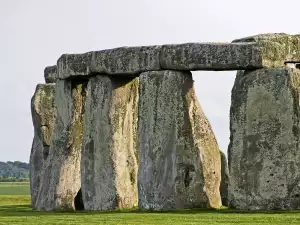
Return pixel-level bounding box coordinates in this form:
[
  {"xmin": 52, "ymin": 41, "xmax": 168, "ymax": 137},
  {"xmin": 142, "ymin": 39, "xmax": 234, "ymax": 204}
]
[{"xmin": 0, "ymin": 204, "xmax": 300, "ymax": 217}]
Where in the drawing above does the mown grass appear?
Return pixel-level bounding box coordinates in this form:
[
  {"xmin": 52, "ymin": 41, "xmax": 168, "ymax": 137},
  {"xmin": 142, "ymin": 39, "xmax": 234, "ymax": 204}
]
[
  {"xmin": 0, "ymin": 183, "xmax": 299, "ymax": 224},
  {"xmin": 0, "ymin": 196, "xmax": 300, "ymax": 225},
  {"xmin": 0, "ymin": 182, "xmax": 30, "ymax": 195}
]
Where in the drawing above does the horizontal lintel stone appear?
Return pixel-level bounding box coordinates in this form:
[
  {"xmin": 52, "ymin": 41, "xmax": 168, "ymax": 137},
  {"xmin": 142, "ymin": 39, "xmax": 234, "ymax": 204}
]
[
  {"xmin": 233, "ymin": 33, "xmax": 300, "ymax": 67},
  {"xmin": 159, "ymin": 42, "xmax": 263, "ymax": 71},
  {"xmin": 90, "ymin": 45, "xmax": 162, "ymax": 75},
  {"xmin": 55, "ymin": 33, "xmax": 300, "ymax": 79},
  {"xmin": 57, "ymin": 52, "xmax": 92, "ymax": 79}
]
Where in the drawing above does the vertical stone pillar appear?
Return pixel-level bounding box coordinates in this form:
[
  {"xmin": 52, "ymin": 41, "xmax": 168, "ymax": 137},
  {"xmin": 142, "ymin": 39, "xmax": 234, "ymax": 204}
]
[
  {"xmin": 35, "ymin": 79, "xmax": 87, "ymax": 210},
  {"xmin": 138, "ymin": 70, "xmax": 221, "ymax": 210},
  {"xmin": 229, "ymin": 68, "xmax": 300, "ymax": 210},
  {"xmin": 30, "ymin": 84, "xmax": 56, "ymax": 208},
  {"xmin": 81, "ymin": 75, "xmax": 139, "ymax": 210}
]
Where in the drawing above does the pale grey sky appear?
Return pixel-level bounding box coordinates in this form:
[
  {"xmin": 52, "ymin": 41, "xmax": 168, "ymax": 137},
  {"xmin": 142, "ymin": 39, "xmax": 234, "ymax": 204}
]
[{"xmin": 0, "ymin": 0, "xmax": 299, "ymax": 162}]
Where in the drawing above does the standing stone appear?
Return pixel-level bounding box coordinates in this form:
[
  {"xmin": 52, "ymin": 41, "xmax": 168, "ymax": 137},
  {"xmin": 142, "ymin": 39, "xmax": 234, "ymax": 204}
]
[
  {"xmin": 35, "ymin": 79, "xmax": 87, "ymax": 210},
  {"xmin": 138, "ymin": 70, "xmax": 221, "ymax": 210},
  {"xmin": 30, "ymin": 84, "xmax": 56, "ymax": 208},
  {"xmin": 81, "ymin": 75, "xmax": 139, "ymax": 210},
  {"xmin": 229, "ymin": 68, "xmax": 300, "ymax": 210},
  {"xmin": 220, "ymin": 151, "xmax": 229, "ymax": 206}
]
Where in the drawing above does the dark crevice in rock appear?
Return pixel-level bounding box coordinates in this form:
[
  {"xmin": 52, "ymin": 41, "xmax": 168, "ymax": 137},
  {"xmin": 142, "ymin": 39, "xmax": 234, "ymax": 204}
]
[
  {"xmin": 129, "ymin": 169, "xmax": 136, "ymax": 186},
  {"xmin": 43, "ymin": 146, "xmax": 49, "ymax": 161},
  {"xmin": 74, "ymin": 188, "xmax": 84, "ymax": 210},
  {"xmin": 184, "ymin": 166, "xmax": 193, "ymax": 188}
]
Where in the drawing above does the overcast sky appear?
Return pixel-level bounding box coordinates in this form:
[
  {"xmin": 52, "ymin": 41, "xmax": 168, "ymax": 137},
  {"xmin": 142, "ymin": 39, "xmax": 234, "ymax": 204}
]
[{"xmin": 1, "ymin": 0, "xmax": 299, "ymax": 162}]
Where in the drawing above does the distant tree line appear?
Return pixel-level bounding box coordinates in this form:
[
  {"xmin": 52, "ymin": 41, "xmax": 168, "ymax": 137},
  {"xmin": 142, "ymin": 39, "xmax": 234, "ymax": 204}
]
[{"xmin": 0, "ymin": 161, "xmax": 29, "ymax": 182}]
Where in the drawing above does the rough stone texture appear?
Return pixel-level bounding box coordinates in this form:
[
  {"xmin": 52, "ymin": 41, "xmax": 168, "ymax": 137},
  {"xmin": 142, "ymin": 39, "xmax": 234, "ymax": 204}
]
[
  {"xmin": 30, "ymin": 84, "xmax": 56, "ymax": 208},
  {"xmin": 57, "ymin": 46, "xmax": 161, "ymax": 79},
  {"xmin": 55, "ymin": 33, "xmax": 300, "ymax": 80},
  {"xmin": 90, "ymin": 46, "xmax": 161, "ymax": 75},
  {"xmin": 57, "ymin": 52, "xmax": 92, "ymax": 79},
  {"xmin": 160, "ymin": 42, "xmax": 262, "ymax": 71},
  {"xmin": 35, "ymin": 79, "xmax": 87, "ymax": 210},
  {"xmin": 81, "ymin": 75, "xmax": 139, "ymax": 210},
  {"xmin": 44, "ymin": 66, "xmax": 58, "ymax": 83},
  {"xmin": 233, "ymin": 33, "xmax": 300, "ymax": 67},
  {"xmin": 220, "ymin": 151, "xmax": 229, "ymax": 206},
  {"xmin": 228, "ymin": 68, "xmax": 300, "ymax": 210},
  {"xmin": 138, "ymin": 70, "xmax": 221, "ymax": 210}
]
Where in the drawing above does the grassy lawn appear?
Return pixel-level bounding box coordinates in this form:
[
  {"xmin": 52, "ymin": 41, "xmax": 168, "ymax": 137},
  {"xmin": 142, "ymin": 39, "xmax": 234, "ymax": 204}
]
[
  {"xmin": 0, "ymin": 182, "xmax": 30, "ymax": 195},
  {"xmin": 0, "ymin": 183, "xmax": 299, "ymax": 224}
]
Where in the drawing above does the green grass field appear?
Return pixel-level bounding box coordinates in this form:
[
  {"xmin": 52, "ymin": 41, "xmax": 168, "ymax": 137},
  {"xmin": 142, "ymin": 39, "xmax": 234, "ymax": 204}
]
[
  {"xmin": 0, "ymin": 182, "xmax": 30, "ymax": 195},
  {"xmin": 0, "ymin": 183, "xmax": 300, "ymax": 224}
]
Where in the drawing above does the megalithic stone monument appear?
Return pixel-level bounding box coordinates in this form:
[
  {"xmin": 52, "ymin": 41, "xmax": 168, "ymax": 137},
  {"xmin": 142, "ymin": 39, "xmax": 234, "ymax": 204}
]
[{"xmin": 29, "ymin": 33, "xmax": 300, "ymax": 211}]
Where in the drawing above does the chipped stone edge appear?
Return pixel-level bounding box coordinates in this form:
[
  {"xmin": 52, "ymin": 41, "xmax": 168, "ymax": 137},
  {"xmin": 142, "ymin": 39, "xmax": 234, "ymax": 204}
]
[{"xmin": 44, "ymin": 65, "xmax": 58, "ymax": 83}]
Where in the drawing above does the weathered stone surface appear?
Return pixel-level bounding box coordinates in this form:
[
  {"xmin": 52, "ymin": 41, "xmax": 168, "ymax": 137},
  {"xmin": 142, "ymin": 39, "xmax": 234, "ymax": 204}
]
[
  {"xmin": 57, "ymin": 52, "xmax": 92, "ymax": 79},
  {"xmin": 220, "ymin": 151, "xmax": 229, "ymax": 206},
  {"xmin": 160, "ymin": 43, "xmax": 262, "ymax": 71},
  {"xmin": 90, "ymin": 46, "xmax": 161, "ymax": 75},
  {"xmin": 233, "ymin": 33, "xmax": 300, "ymax": 67},
  {"xmin": 44, "ymin": 66, "xmax": 58, "ymax": 83},
  {"xmin": 81, "ymin": 75, "xmax": 139, "ymax": 210},
  {"xmin": 57, "ymin": 46, "xmax": 161, "ymax": 79},
  {"xmin": 228, "ymin": 68, "xmax": 300, "ymax": 210},
  {"xmin": 138, "ymin": 70, "xmax": 221, "ymax": 210},
  {"xmin": 30, "ymin": 84, "xmax": 56, "ymax": 208},
  {"xmin": 55, "ymin": 33, "xmax": 300, "ymax": 79},
  {"xmin": 35, "ymin": 79, "xmax": 87, "ymax": 210}
]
